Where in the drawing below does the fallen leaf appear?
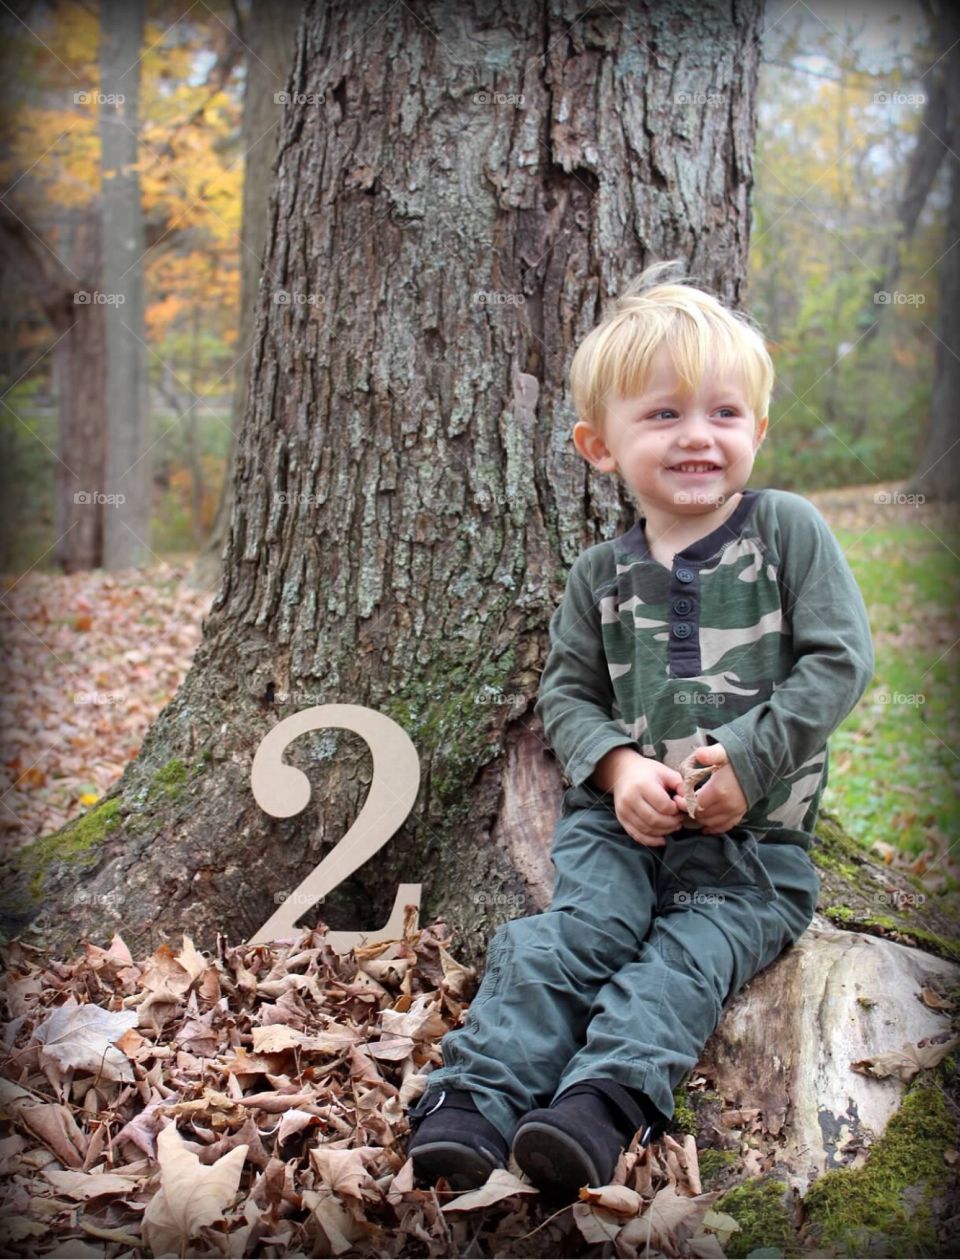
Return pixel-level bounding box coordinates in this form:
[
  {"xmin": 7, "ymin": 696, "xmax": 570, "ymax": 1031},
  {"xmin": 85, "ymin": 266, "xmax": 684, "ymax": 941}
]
[
  {"xmin": 33, "ymin": 999, "xmax": 139, "ymax": 1082},
  {"xmin": 441, "ymin": 1167, "xmax": 538, "ymax": 1211},
  {"xmin": 141, "ymin": 1122, "xmax": 248, "ymax": 1256},
  {"xmin": 851, "ymin": 1035, "xmax": 960, "ymax": 1083}
]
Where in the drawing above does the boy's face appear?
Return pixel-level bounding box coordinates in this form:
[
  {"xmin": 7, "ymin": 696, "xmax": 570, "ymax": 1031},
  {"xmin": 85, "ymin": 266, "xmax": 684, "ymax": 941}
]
[{"xmin": 573, "ymin": 341, "xmax": 768, "ymax": 517}]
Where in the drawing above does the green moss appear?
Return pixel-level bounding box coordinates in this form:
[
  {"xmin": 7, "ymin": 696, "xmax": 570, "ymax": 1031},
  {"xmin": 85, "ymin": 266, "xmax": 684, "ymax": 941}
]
[
  {"xmin": 715, "ymin": 1178, "xmax": 794, "ymax": 1258},
  {"xmin": 18, "ymin": 797, "xmax": 123, "ymax": 897},
  {"xmin": 698, "ymin": 1147, "xmax": 736, "ymax": 1186},
  {"xmin": 380, "ymin": 650, "xmax": 518, "ymax": 814},
  {"xmin": 823, "ymin": 904, "xmax": 960, "ymax": 963},
  {"xmin": 810, "ymin": 813, "xmax": 864, "ymax": 880},
  {"xmin": 671, "ymin": 1084, "xmax": 697, "ymax": 1135},
  {"xmin": 802, "ymin": 1083, "xmax": 955, "ymax": 1256},
  {"xmin": 148, "ymin": 757, "xmax": 190, "ymax": 800}
]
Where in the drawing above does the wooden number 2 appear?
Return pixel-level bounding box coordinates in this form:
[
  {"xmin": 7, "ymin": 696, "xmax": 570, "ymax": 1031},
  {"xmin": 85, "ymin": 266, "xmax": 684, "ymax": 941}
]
[{"xmin": 247, "ymin": 704, "xmax": 422, "ymax": 950}]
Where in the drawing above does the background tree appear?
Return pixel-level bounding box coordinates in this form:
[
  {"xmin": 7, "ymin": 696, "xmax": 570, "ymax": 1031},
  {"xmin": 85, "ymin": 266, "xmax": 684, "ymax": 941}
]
[
  {"xmin": 0, "ymin": 0, "xmax": 245, "ymax": 571},
  {"xmin": 99, "ymin": 0, "xmax": 149, "ymax": 568}
]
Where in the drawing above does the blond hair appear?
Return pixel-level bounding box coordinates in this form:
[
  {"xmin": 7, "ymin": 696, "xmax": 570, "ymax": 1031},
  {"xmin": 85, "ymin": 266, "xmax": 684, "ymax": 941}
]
[{"xmin": 569, "ymin": 259, "xmax": 774, "ymax": 438}]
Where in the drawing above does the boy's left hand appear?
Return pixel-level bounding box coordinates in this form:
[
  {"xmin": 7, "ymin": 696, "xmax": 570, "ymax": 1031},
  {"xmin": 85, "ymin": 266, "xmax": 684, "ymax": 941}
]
[{"xmin": 674, "ymin": 743, "xmax": 748, "ymax": 835}]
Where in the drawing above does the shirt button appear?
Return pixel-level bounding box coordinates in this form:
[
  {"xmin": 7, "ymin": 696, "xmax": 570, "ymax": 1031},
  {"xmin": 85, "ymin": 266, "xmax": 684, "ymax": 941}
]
[
  {"xmin": 675, "ymin": 567, "xmax": 695, "ymax": 583},
  {"xmin": 672, "ymin": 622, "xmax": 692, "ymax": 639},
  {"xmin": 673, "ymin": 597, "xmax": 693, "ymax": 615}
]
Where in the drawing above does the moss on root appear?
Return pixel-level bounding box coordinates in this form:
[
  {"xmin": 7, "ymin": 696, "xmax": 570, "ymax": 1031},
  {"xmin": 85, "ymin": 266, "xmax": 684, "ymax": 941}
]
[
  {"xmin": 811, "ymin": 812, "xmax": 864, "ymax": 881},
  {"xmin": 697, "ymin": 1147, "xmax": 736, "ymax": 1186},
  {"xmin": 714, "ymin": 1178, "xmax": 795, "ymax": 1258},
  {"xmin": 670, "ymin": 1083, "xmax": 698, "ymax": 1135},
  {"xmin": 801, "ymin": 1081, "xmax": 956, "ymax": 1256},
  {"xmin": 823, "ymin": 904, "xmax": 960, "ymax": 964},
  {"xmin": 17, "ymin": 797, "xmax": 123, "ymax": 899}
]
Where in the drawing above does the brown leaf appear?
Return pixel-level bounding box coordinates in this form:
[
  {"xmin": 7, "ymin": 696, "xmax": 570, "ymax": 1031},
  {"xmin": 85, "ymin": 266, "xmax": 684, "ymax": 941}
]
[
  {"xmin": 920, "ymin": 986, "xmax": 955, "ymax": 1011},
  {"xmin": 141, "ymin": 1122, "xmax": 248, "ymax": 1256},
  {"xmin": 851, "ymin": 1035, "xmax": 960, "ymax": 1082},
  {"xmin": 33, "ymin": 999, "xmax": 139, "ymax": 1082},
  {"xmin": 441, "ymin": 1167, "xmax": 538, "ymax": 1211},
  {"xmin": 617, "ymin": 1185, "xmax": 720, "ymax": 1257},
  {"xmin": 578, "ymin": 1183, "xmax": 644, "ymax": 1215}
]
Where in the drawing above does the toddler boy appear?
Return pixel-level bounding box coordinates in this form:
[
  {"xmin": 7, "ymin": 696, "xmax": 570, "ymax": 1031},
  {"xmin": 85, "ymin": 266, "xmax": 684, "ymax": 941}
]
[{"xmin": 404, "ymin": 260, "xmax": 875, "ymax": 1198}]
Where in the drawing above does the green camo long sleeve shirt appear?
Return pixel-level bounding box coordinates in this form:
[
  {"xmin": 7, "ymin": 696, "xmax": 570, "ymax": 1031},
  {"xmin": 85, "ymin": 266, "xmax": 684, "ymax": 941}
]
[{"xmin": 533, "ymin": 488, "xmax": 875, "ymax": 848}]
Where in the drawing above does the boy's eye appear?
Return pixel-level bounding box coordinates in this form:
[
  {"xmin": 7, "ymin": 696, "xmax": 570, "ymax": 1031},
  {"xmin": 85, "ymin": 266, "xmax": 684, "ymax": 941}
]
[{"xmin": 645, "ymin": 407, "xmax": 739, "ymax": 421}]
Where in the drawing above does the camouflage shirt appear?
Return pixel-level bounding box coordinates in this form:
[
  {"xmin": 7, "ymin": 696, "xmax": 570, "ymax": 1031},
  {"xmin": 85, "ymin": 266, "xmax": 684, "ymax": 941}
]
[{"xmin": 534, "ymin": 488, "xmax": 875, "ymax": 848}]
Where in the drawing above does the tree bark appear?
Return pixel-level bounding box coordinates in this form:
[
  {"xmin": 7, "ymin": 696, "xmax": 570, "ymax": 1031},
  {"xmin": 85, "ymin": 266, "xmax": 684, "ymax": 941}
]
[
  {"xmin": 100, "ymin": 0, "xmax": 151, "ymax": 567},
  {"xmin": 189, "ymin": 0, "xmax": 302, "ymax": 592},
  {"xmin": 11, "ymin": 0, "xmax": 953, "ymax": 993}
]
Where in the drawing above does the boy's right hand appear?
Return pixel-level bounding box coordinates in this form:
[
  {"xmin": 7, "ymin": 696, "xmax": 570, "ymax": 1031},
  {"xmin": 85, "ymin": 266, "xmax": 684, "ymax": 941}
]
[{"xmin": 593, "ymin": 748, "xmax": 685, "ymax": 848}]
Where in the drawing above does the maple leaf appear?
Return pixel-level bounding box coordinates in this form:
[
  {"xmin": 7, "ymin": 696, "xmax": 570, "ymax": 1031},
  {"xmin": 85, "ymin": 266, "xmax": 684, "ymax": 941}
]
[
  {"xmin": 33, "ymin": 998, "xmax": 139, "ymax": 1082},
  {"xmin": 141, "ymin": 1122, "xmax": 248, "ymax": 1255}
]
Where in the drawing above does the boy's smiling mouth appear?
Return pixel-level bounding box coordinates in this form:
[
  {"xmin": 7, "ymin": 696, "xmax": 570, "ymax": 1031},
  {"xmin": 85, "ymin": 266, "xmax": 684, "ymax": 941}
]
[{"xmin": 666, "ymin": 461, "xmax": 724, "ymax": 474}]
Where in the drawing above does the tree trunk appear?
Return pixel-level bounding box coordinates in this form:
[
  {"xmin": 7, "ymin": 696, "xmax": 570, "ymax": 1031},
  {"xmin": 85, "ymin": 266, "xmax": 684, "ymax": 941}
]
[
  {"xmin": 189, "ymin": 0, "xmax": 302, "ymax": 592},
  {"xmin": 905, "ymin": 1, "xmax": 960, "ymax": 503},
  {"xmin": 0, "ymin": 204, "xmax": 109, "ymax": 573},
  {"xmin": 100, "ymin": 0, "xmax": 151, "ymax": 568}
]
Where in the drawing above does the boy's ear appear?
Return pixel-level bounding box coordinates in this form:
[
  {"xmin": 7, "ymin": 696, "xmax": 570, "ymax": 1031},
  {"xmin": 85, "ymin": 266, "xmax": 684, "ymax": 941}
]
[
  {"xmin": 754, "ymin": 415, "xmax": 769, "ymax": 451},
  {"xmin": 573, "ymin": 420, "xmax": 618, "ymax": 473}
]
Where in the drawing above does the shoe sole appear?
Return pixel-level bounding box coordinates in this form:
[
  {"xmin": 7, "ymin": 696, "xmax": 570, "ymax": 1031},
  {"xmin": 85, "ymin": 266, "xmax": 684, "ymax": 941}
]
[
  {"xmin": 409, "ymin": 1139, "xmax": 499, "ymax": 1191},
  {"xmin": 512, "ymin": 1120, "xmax": 603, "ymax": 1196}
]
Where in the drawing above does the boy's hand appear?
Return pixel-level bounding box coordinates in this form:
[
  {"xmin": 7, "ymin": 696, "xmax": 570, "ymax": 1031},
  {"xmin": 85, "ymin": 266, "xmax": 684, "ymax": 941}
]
[
  {"xmin": 610, "ymin": 756, "xmax": 685, "ymax": 848},
  {"xmin": 675, "ymin": 743, "xmax": 748, "ymax": 835}
]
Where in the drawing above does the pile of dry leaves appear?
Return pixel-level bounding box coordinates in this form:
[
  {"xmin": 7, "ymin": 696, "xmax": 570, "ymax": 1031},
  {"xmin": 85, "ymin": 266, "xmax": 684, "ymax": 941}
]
[{"xmin": 0, "ymin": 912, "xmax": 740, "ymax": 1259}]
